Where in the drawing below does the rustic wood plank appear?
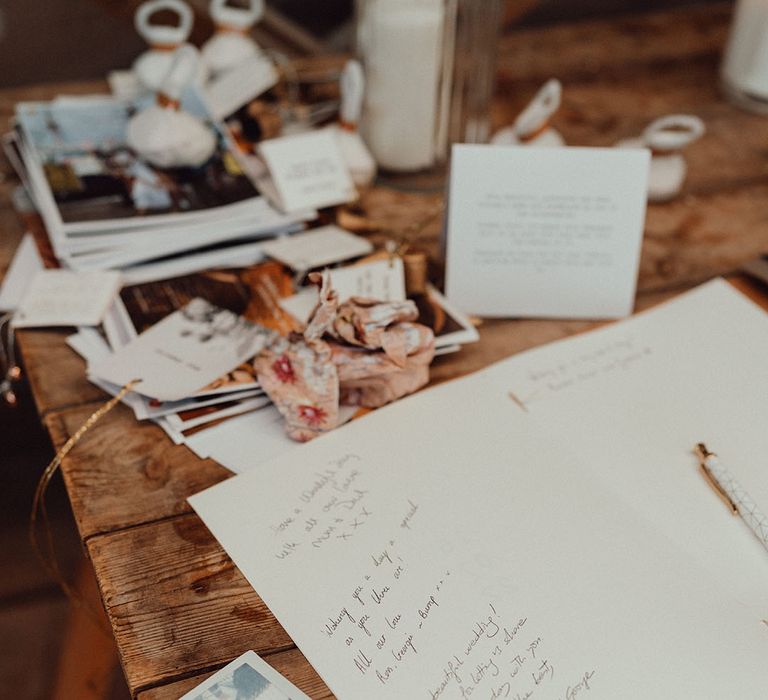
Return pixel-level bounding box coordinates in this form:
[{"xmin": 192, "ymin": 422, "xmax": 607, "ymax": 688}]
[
  {"xmin": 18, "ymin": 330, "xmax": 108, "ymax": 417},
  {"xmin": 86, "ymin": 515, "xmax": 293, "ymax": 695},
  {"xmin": 51, "ymin": 559, "xmax": 122, "ymax": 700},
  {"xmin": 136, "ymin": 648, "xmax": 333, "ymax": 700},
  {"xmin": 497, "ymin": 3, "xmax": 733, "ymax": 87},
  {"xmin": 44, "ymin": 403, "xmax": 230, "ymax": 539}
]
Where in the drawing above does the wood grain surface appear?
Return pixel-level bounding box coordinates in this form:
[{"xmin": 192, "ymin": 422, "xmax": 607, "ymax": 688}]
[{"xmin": 3, "ymin": 3, "xmax": 768, "ymax": 697}]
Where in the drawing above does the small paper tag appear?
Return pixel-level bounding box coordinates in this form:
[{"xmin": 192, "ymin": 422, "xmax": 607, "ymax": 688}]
[
  {"xmin": 12, "ymin": 269, "xmax": 121, "ymax": 328},
  {"xmin": 205, "ymin": 54, "xmax": 279, "ymax": 121},
  {"xmin": 258, "ymin": 130, "xmax": 357, "ymax": 212},
  {"xmin": 280, "ymin": 257, "xmax": 406, "ymax": 324},
  {"xmin": 262, "ymin": 225, "xmax": 373, "ymax": 272},
  {"xmin": 88, "ymin": 298, "xmax": 274, "ymax": 401},
  {"xmin": 179, "ymin": 650, "xmax": 311, "ymax": 700}
]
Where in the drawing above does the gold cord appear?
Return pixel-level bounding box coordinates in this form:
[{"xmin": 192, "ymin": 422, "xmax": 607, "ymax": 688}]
[{"xmin": 29, "ymin": 379, "xmax": 141, "ymax": 631}]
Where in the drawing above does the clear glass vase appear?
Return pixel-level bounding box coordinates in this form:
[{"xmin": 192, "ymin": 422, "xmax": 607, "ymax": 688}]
[
  {"xmin": 356, "ymin": 0, "xmax": 502, "ymax": 173},
  {"xmin": 721, "ymin": 0, "xmax": 768, "ymax": 114}
]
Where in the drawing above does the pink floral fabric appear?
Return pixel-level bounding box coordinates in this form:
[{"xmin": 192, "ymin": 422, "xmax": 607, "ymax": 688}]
[{"xmin": 253, "ymin": 272, "xmax": 435, "ymax": 441}]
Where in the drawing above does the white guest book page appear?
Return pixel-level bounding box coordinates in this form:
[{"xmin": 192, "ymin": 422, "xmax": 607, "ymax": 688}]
[{"xmin": 191, "ymin": 280, "xmax": 768, "ymax": 699}]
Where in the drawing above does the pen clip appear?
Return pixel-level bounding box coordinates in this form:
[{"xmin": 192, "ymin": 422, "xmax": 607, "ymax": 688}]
[{"xmin": 694, "ymin": 443, "xmax": 739, "ymax": 515}]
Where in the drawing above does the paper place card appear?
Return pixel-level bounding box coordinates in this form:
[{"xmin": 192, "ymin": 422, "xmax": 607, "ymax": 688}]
[
  {"xmin": 280, "ymin": 257, "xmax": 405, "ymax": 324},
  {"xmin": 262, "ymin": 225, "xmax": 373, "ymax": 272},
  {"xmin": 258, "ymin": 130, "xmax": 357, "ymax": 213},
  {"xmin": 89, "ymin": 298, "xmax": 274, "ymax": 401},
  {"xmin": 179, "ymin": 650, "xmax": 311, "ymax": 700},
  {"xmin": 12, "ymin": 269, "xmax": 121, "ymax": 327},
  {"xmin": 445, "ymin": 144, "xmax": 650, "ymax": 319}
]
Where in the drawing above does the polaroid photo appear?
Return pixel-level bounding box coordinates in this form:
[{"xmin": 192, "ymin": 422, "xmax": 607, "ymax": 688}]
[
  {"xmin": 89, "ymin": 298, "xmax": 275, "ymax": 401},
  {"xmin": 179, "ymin": 650, "xmax": 311, "ymax": 700},
  {"xmin": 257, "ymin": 130, "xmax": 357, "ymax": 213}
]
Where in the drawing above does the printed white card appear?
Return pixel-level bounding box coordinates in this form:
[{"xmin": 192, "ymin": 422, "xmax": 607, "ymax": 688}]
[
  {"xmin": 280, "ymin": 258, "xmax": 405, "ymax": 323},
  {"xmin": 12, "ymin": 269, "xmax": 121, "ymax": 327},
  {"xmin": 88, "ymin": 298, "xmax": 273, "ymax": 401},
  {"xmin": 190, "ymin": 280, "xmax": 768, "ymax": 699},
  {"xmin": 179, "ymin": 650, "xmax": 311, "ymax": 700},
  {"xmin": 259, "ymin": 130, "xmax": 357, "ymax": 213},
  {"xmin": 445, "ymin": 144, "xmax": 650, "ymax": 319},
  {"xmin": 262, "ymin": 226, "xmax": 373, "ymax": 272}
]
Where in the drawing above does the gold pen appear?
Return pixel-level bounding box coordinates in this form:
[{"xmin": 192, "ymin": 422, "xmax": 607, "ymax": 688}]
[
  {"xmin": 694, "ymin": 443, "xmax": 738, "ymax": 514},
  {"xmin": 693, "ymin": 443, "xmax": 768, "ymax": 553}
]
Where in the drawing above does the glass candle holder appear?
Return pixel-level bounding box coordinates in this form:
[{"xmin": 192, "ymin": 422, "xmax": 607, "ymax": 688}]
[
  {"xmin": 356, "ymin": 0, "xmax": 502, "ymax": 173},
  {"xmin": 721, "ymin": 0, "xmax": 768, "ymax": 114}
]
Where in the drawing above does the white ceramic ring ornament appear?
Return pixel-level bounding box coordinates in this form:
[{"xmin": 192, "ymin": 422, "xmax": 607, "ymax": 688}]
[
  {"xmin": 133, "ymin": 0, "xmax": 208, "ymax": 92},
  {"xmin": 491, "ymin": 78, "xmax": 565, "ymax": 147},
  {"xmin": 615, "ymin": 114, "xmax": 705, "ymax": 202},
  {"xmin": 135, "ymin": 0, "xmax": 193, "ymax": 47},
  {"xmin": 340, "ymin": 59, "xmax": 365, "ymax": 127},
  {"xmin": 515, "ymin": 79, "xmax": 562, "ymax": 140},
  {"xmin": 642, "ymin": 114, "xmax": 705, "ymax": 153},
  {"xmin": 332, "ymin": 60, "xmax": 376, "ymax": 188}
]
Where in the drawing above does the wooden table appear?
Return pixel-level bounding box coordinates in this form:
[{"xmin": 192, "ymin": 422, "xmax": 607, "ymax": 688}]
[{"xmin": 3, "ymin": 3, "xmax": 768, "ymax": 698}]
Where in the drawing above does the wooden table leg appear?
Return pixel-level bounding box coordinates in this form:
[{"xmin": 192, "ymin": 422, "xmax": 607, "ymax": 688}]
[{"xmin": 51, "ymin": 558, "xmax": 124, "ymax": 700}]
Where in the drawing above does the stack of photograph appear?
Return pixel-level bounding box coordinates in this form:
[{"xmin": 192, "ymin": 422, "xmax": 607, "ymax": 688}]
[{"xmin": 6, "ymin": 91, "xmax": 310, "ymax": 283}]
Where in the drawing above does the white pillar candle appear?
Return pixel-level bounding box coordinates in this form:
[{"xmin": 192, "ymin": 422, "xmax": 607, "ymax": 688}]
[
  {"xmin": 360, "ymin": 0, "xmax": 445, "ymax": 172},
  {"xmin": 722, "ymin": 0, "xmax": 768, "ymax": 100}
]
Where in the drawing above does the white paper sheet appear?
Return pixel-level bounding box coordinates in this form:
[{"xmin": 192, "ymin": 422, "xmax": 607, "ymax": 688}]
[
  {"xmin": 445, "ymin": 144, "xmax": 650, "ymax": 319},
  {"xmin": 258, "ymin": 130, "xmax": 357, "ymax": 213},
  {"xmin": 191, "ymin": 280, "xmax": 768, "ymax": 699},
  {"xmin": 89, "ymin": 298, "xmax": 273, "ymax": 401},
  {"xmin": 280, "ymin": 258, "xmax": 405, "ymax": 324},
  {"xmin": 487, "ymin": 278, "xmax": 768, "ymax": 601},
  {"xmin": 262, "ymin": 225, "xmax": 373, "ymax": 272},
  {"xmin": 12, "ymin": 269, "xmax": 121, "ymax": 327}
]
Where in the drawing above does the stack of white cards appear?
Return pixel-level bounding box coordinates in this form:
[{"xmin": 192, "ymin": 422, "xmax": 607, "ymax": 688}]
[
  {"xmin": 8, "ymin": 93, "xmax": 310, "ymax": 277},
  {"xmin": 71, "ymin": 297, "xmax": 275, "ymax": 453}
]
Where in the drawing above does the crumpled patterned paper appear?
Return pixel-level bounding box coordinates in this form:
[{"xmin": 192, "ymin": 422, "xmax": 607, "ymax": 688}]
[{"xmin": 253, "ymin": 272, "xmax": 435, "ymax": 441}]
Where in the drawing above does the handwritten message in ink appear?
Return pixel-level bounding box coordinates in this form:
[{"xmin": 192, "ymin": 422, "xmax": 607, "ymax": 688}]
[
  {"xmin": 189, "ymin": 281, "xmax": 768, "ymax": 700},
  {"xmin": 509, "ymin": 336, "xmax": 652, "ymax": 410},
  {"xmin": 472, "ymin": 193, "xmax": 619, "ymax": 273},
  {"xmin": 269, "ymin": 454, "xmax": 375, "ymax": 559}
]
